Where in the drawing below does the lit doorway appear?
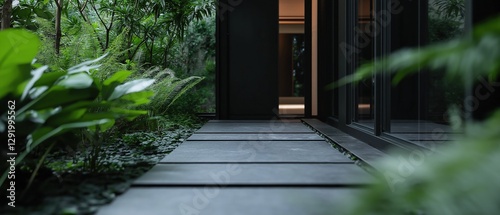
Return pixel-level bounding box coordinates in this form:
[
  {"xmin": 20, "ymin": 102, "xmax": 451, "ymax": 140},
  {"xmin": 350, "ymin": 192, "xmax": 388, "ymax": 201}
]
[{"xmin": 278, "ymin": 0, "xmax": 306, "ymax": 117}]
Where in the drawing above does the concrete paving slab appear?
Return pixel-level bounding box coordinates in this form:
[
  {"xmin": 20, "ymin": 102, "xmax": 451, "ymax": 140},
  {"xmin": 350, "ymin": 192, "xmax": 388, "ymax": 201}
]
[
  {"xmin": 391, "ymin": 133, "xmax": 463, "ymax": 141},
  {"xmin": 412, "ymin": 140, "xmax": 454, "ymax": 149},
  {"xmin": 208, "ymin": 120, "xmax": 302, "ymax": 123},
  {"xmin": 330, "ymin": 139, "xmax": 386, "ymax": 161},
  {"xmin": 160, "ymin": 141, "xmax": 353, "ymax": 163},
  {"xmin": 302, "ymin": 119, "xmax": 351, "ymax": 137},
  {"xmin": 97, "ymin": 187, "xmax": 362, "ymax": 215},
  {"xmin": 389, "ymin": 121, "xmax": 461, "ymax": 133},
  {"xmin": 187, "ymin": 133, "xmax": 324, "ymax": 141},
  {"xmin": 134, "ymin": 164, "xmax": 373, "ymax": 186},
  {"xmin": 303, "ymin": 119, "xmax": 389, "ymax": 171},
  {"xmin": 196, "ymin": 122, "xmax": 314, "ymax": 133}
]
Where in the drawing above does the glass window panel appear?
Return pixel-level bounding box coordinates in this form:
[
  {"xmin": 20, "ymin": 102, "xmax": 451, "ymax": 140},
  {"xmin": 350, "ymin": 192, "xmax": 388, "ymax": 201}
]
[
  {"xmin": 385, "ymin": 0, "xmax": 465, "ymax": 148},
  {"xmin": 352, "ymin": 0, "xmax": 375, "ymax": 128}
]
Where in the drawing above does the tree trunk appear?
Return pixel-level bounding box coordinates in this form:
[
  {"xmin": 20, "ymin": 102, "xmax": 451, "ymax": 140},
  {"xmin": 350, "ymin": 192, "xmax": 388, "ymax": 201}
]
[
  {"xmin": 149, "ymin": 37, "xmax": 155, "ymax": 63},
  {"xmin": 163, "ymin": 38, "xmax": 174, "ymax": 68},
  {"xmin": 55, "ymin": 0, "xmax": 63, "ymax": 55},
  {"xmin": 104, "ymin": 0, "xmax": 118, "ymax": 50},
  {"xmin": 1, "ymin": 0, "xmax": 13, "ymax": 30}
]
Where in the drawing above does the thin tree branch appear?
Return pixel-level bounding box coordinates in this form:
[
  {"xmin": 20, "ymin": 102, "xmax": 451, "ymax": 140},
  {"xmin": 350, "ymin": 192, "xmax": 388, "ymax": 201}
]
[{"xmin": 90, "ymin": 0, "xmax": 107, "ymax": 29}]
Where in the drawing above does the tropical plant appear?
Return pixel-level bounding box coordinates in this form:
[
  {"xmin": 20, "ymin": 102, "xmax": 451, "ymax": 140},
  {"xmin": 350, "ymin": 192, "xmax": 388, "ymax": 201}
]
[
  {"xmin": 168, "ymin": 16, "xmax": 216, "ymax": 113},
  {"xmin": 336, "ymin": 16, "xmax": 500, "ymax": 215},
  {"xmin": 428, "ymin": 16, "xmax": 463, "ymax": 43},
  {"xmin": 2, "ymin": 0, "xmax": 53, "ymax": 30},
  {"xmin": 0, "ymin": 29, "xmax": 155, "ymax": 187},
  {"xmin": 4, "ymin": 0, "xmax": 217, "ymax": 116},
  {"xmin": 139, "ymin": 67, "xmax": 204, "ymax": 115},
  {"xmin": 433, "ymin": 0, "xmax": 465, "ymax": 19},
  {"xmin": 107, "ymin": 0, "xmax": 215, "ymax": 66}
]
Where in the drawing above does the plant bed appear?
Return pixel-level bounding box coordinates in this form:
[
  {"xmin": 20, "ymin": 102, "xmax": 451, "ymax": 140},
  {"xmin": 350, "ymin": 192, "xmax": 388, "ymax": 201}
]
[{"xmin": 0, "ymin": 126, "xmax": 199, "ymax": 215}]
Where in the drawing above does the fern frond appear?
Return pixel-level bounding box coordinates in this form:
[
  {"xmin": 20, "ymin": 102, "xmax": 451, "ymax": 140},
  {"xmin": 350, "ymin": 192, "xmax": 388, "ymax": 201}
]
[{"xmin": 162, "ymin": 76, "xmax": 204, "ymax": 113}]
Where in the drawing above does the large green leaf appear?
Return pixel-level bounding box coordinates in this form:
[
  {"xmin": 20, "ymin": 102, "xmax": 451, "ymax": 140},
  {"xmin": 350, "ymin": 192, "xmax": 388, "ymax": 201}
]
[
  {"xmin": 57, "ymin": 73, "xmax": 94, "ymax": 89},
  {"xmin": 0, "ymin": 29, "xmax": 39, "ymax": 98},
  {"xmin": 44, "ymin": 108, "xmax": 88, "ymax": 126},
  {"xmin": 26, "ymin": 119, "xmax": 112, "ymax": 151},
  {"xmin": 120, "ymin": 91, "xmax": 155, "ymax": 105},
  {"xmin": 0, "ymin": 64, "xmax": 32, "ymax": 97},
  {"xmin": 32, "ymin": 71, "xmax": 67, "ymax": 87},
  {"xmin": 101, "ymin": 70, "xmax": 133, "ymax": 99},
  {"xmin": 103, "ymin": 70, "xmax": 133, "ymax": 85},
  {"xmin": 50, "ymin": 101, "xmax": 97, "ymax": 113},
  {"xmin": 108, "ymin": 79, "xmax": 155, "ymax": 100},
  {"xmin": 17, "ymin": 107, "xmax": 62, "ymax": 124},
  {"xmin": 78, "ymin": 113, "xmax": 118, "ymax": 131},
  {"xmin": 0, "ymin": 29, "xmax": 40, "ymax": 68},
  {"xmin": 21, "ymin": 65, "xmax": 49, "ymax": 100},
  {"xmin": 18, "ymin": 86, "xmax": 99, "ymax": 113},
  {"xmin": 67, "ymin": 54, "xmax": 108, "ymax": 74}
]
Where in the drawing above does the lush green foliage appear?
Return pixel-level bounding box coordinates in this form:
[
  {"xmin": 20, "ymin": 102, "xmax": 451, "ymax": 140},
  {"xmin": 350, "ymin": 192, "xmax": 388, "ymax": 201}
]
[
  {"xmin": 6, "ymin": 0, "xmax": 217, "ymax": 115},
  {"xmin": 0, "ymin": 29, "xmax": 155, "ymax": 186},
  {"xmin": 433, "ymin": 0, "xmax": 465, "ymax": 19},
  {"xmin": 3, "ymin": 0, "xmax": 53, "ymax": 30},
  {"xmin": 339, "ymin": 16, "xmax": 500, "ymax": 215},
  {"xmin": 1, "ymin": 1, "xmax": 214, "ymax": 211},
  {"xmin": 428, "ymin": 16, "xmax": 463, "ymax": 43},
  {"xmin": 164, "ymin": 16, "xmax": 216, "ymax": 113}
]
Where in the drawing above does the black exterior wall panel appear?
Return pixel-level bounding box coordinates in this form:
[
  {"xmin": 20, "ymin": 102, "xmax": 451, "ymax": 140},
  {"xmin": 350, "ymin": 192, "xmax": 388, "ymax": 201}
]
[
  {"xmin": 217, "ymin": 0, "xmax": 279, "ymax": 119},
  {"xmin": 317, "ymin": 0, "xmax": 336, "ymax": 120}
]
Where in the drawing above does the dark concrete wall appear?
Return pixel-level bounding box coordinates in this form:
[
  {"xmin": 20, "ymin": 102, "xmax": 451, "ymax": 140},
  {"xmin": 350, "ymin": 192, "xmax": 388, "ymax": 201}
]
[{"xmin": 217, "ymin": 0, "xmax": 279, "ymax": 119}]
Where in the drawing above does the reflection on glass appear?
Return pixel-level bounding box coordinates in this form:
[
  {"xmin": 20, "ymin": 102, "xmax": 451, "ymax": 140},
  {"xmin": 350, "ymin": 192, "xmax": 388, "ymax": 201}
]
[
  {"xmin": 292, "ymin": 34, "xmax": 306, "ymax": 97},
  {"xmin": 279, "ymin": 33, "xmax": 305, "ymax": 116},
  {"xmin": 387, "ymin": 1, "xmax": 465, "ymax": 148},
  {"xmin": 353, "ymin": 0, "xmax": 375, "ymax": 127}
]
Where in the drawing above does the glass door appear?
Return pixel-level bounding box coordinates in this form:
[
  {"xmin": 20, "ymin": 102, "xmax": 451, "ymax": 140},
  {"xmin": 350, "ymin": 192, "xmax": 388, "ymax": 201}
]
[
  {"xmin": 278, "ymin": 0, "xmax": 306, "ymax": 117},
  {"xmin": 385, "ymin": 0, "xmax": 465, "ymax": 148},
  {"xmin": 352, "ymin": 0, "xmax": 375, "ymax": 128}
]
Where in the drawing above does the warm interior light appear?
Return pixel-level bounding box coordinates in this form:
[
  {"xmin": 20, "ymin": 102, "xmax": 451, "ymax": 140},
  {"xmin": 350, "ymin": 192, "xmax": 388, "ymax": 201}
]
[
  {"xmin": 279, "ymin": 104, "xmax": 305, "ymax": 115},
  {"xmin": 279, "ymin": 104, "xmax": 305, "ymax": 109}
]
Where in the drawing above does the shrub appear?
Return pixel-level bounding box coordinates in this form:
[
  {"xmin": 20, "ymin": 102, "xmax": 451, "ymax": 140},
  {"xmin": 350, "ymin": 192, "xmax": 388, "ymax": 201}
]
[{"xmin": 0, "ymin": 29, "xmax": 155, "ymax": 186}]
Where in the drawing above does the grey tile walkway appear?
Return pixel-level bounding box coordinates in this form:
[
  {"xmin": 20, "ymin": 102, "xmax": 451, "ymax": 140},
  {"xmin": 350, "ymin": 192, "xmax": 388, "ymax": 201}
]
[
  {"xmin": 160, "ymin": 141, "xmax": 353, "ymax": 163},
  {"xmin": 134, "ymin": 164, "xmax": 372, "ymax": 186},
  {"xmin": 97, "ymin": 120, "xmax": 375, "ymax": 215},
  {"xmin": 187, "ymin": 133, "xmax": 324, "ymax": 141},
  {"xmin": 196, "ymin": 122, "xmax": 314, "ymax": 133},
  {"xmin": 97, "ymin": 188, "xmax": 363, "ymax": 215}
]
